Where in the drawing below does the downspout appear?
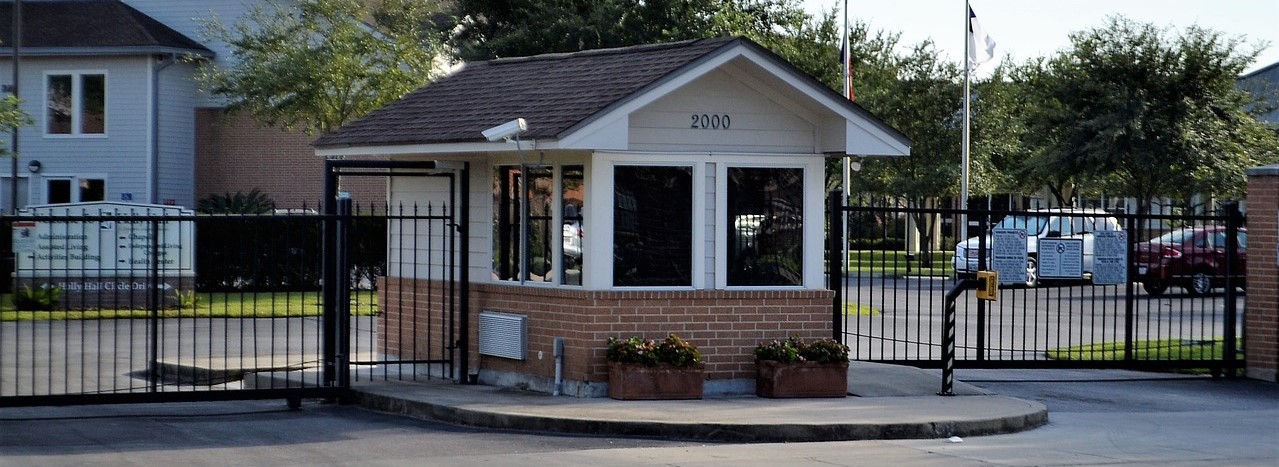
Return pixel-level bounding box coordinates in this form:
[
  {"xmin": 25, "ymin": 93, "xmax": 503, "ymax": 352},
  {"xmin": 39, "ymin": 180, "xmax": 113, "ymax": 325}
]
[{"xmin": 150, "ymin": 53, "xmax": 177, "ymax": 204}]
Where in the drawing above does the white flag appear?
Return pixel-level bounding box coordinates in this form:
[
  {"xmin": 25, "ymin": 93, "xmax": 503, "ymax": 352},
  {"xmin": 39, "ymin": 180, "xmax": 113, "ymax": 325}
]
[{"xmin": 968, "ymin": 7, "xmax": 996, "ymax": 68}]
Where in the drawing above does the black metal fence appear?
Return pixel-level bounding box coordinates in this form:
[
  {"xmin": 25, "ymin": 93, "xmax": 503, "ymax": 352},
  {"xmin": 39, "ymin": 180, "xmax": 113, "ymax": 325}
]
[
  {"xmin": 0, "ymin": 196, "xmax": 464, "ymax": 407},
  {"xmin": 829, "ymin": 192, "xmax": 1245, "ymax": 374}
]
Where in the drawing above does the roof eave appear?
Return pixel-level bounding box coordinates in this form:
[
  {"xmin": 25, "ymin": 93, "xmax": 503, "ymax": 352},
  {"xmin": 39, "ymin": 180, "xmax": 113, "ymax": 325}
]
[{"xmin": 0, "ymin": 46, "xmax": 215, "ymax": 58}]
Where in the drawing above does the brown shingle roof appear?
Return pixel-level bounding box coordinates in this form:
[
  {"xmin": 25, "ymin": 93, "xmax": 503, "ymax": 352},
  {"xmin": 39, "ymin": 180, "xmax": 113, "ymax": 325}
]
[
  {"xmin": 314, "ymin": 37, "xmax": 742, "ymax": 148},
  {"xmin": 0, "ymin": 0, "xmax": 210, "ymax": 53}
]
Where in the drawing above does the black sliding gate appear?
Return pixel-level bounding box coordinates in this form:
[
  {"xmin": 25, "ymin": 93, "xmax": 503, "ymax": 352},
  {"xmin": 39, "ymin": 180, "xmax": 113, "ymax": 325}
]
[
  {"xmin": 0, "ymin": 160, "xmax": 468, "ymax": 407},
  {"xmin": 829, "ymin": 192, "xmax": 1245, "ymax": 374}
]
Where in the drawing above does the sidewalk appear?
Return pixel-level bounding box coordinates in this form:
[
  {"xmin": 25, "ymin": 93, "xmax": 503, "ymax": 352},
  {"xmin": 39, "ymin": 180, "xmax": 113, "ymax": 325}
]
[{"xmin": 314, "ymin": 362, "xmax": 1049, "ymax": 443}]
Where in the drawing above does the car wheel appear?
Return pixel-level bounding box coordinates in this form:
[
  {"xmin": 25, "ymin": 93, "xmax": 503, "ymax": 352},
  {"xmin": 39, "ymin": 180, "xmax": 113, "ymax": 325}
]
[
  {"xmin": 1188, "ymin": 271, "xmax": 1213, "ymax": 296},
  {"xmin": 1025, "ymin": 258, "xmax": 1039, "ymax": 288},
  {"xmin": 1142, "ymin": 280, "xmax": 1167, "ymax": 297}
]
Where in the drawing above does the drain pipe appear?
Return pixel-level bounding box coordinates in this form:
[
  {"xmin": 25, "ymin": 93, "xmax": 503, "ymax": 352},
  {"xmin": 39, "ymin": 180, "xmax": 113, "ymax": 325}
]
[{"xmin": 553, "ymin": 337, "xmax": 564, "ymax": 396}]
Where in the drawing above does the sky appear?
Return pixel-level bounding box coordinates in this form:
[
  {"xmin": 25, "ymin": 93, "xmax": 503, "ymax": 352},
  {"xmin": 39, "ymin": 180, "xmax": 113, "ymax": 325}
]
[{"xmin": 800, "ymin": 0, "xmax": 1279, "ymax": 78}]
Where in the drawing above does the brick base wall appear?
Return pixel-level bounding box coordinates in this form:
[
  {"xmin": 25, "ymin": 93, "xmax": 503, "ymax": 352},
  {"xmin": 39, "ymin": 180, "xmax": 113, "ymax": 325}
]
[
  {"xmin": 379, "ymin": 279, "xmax": 834, "ymax": 396},
  {"xmin": 194, "ymin": 109, "xmax": 386, "ymax": 210},
  {"xmin": 1245, "ymin": 172, "xmax": 1278, "ymax": 382}
]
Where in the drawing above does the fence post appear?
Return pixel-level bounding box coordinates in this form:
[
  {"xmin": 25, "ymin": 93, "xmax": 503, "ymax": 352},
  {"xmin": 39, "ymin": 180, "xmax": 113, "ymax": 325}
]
[
  {"xmin": 1223, "ymin": 200, "xmax": 1242, "ymax": 377},
  {"xmin": 334, "ymin": 194, "xmax": 353, "ymax": 388},
  {"xmin": 829, "ymin": 190, "xmax": 844, "ymax": 341},
  {"xmin": 1124, "ymin": 214, "xmax": 1138, "ymax": 362}
]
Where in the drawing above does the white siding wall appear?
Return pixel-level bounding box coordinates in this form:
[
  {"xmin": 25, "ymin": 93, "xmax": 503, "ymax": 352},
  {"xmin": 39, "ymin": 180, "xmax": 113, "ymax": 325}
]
[
  {"xmin": 387, "ymin": 172, "xmax": 459, "ymax": 281},
  {"xmin": 124, "ymin": 0, "xmax": 256, "ymax": 107},
  {"xmin": 628, "ymin": 69, "xmax": 817, "ymax": 154},
  {"xmin": 4, "ymin": 56, "xmax": 151, "ymax": 205},
  {"xmin": 156, "ymin": 62, "xmax": 199, "ymax": 207}
]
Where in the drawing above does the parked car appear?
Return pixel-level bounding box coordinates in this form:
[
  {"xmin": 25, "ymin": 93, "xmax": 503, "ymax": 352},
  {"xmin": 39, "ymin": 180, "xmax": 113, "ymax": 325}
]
[
  {"xmin": 953, "ymin": 208, "xmax": 1122, "ymax": 287},
  {"xmin": 1134, "ymin": 226, "xmax": 1247, "ymax": 296}
]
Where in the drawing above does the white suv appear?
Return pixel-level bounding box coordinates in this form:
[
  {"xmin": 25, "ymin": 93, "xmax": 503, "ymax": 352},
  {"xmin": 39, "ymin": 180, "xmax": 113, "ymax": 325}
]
[{"xmin": 953, "ymin": 209, "xmax": 1122, "ymax": 286}]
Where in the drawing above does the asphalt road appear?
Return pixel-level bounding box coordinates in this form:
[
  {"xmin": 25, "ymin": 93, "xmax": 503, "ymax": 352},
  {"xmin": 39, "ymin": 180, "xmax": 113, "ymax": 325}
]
[{"xmin": 0, "ymin": 369, "xmax": 1274, "ymax": 466}]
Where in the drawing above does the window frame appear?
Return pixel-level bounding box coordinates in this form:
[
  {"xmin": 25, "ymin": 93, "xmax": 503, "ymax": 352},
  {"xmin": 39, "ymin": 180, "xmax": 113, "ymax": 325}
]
[
  {"xmin": 42, "ymin": 175, "xmax": 106, "ymax": 204},
  {"xmin": 592, "ymin": 153, "xmax": 705, "ymax": 290},
  {"xmin": 43, "ymin": 71, "xmax": 108, "ymax": 137},
  {"xmin": 714, "ymin": 156, "xmax": 822, "ymax": 290},
  {"xmin": 722, "ymin": 165, "xmax": 805, "ymax": 287},
  {"xmin": 490, "ymin": 163, "xmax": 585, "ymax": 287}
]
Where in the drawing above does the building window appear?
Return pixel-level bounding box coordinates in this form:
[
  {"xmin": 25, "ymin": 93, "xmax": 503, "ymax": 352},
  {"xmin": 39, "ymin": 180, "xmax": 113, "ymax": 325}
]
[
  {"xmin": 493, "ymin": 165, "xmax": 582, "ymax": 285},
  {"xmin": 613, "ymin": 166, "xmax": 692, "ymax": 287},
  {"xmin": 726, "ymin": 167, "xmax": 803, "ymax": 286},
  {"xmin": 561, "ymin": 166, "xmax": 584, "ymax": 285},
  {"xmin": 46, "ymin": 73, "xmax": 106, "ymax": 135},
  {"xmin": 45, "ymin": 177, "xmax": 105, "ymax": 204}
]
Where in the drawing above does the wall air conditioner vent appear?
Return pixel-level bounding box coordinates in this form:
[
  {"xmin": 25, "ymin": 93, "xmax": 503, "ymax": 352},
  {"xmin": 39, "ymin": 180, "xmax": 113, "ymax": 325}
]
[{"xmin": 479, "ymin": 311, "xmax": 527, "ymax": 360}]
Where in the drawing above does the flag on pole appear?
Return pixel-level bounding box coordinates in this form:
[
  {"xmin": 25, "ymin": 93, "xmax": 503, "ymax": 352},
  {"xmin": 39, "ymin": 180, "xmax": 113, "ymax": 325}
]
[
  {"xmin": 968, "ymin": 7, "xmax": 996, "ymax": 68},
  {"xmin": 840, "ymin": 41, "xmax": 855, "ymax": 102}
]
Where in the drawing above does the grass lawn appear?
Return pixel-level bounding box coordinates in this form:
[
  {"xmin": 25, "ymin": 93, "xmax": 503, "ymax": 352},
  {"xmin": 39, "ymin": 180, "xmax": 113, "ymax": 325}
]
[
  {"xmin": 846, "ymin": 250, "xmax": 953, "ymax": 277},
  {"xmin": 843, "ymin": 302, "xmax": 880, "ymax": 316},
  {"xmin": 1048, "ymin": 338, "xmax": 1240, "ymax": 373},
  {"xmin": 0, "ymin": 291, "xmax": 379, "ymax": 321}
]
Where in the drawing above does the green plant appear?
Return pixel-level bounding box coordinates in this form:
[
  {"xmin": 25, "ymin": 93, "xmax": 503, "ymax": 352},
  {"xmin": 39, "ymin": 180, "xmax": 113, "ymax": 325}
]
[
  {"xmin": 755, "ymin": 337, "xmax": 850, "ymax": 363},
  {"xmin": 197, "ymin": 189, "xmax": 276, "ymax": 214},
  {"xmin": 172, "ymin": 289, "xmax": 200, "ymax": 309},
  {"xmin": 13, "ymin": 286, "xmax": 63, "ymax": 311},
  {"xmin": 606, "ymin": 334, "xmax": 702, "ymax": 368}
]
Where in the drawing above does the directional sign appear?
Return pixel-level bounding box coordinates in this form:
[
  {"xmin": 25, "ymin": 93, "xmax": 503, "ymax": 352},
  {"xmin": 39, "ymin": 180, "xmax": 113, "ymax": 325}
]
[
  {"xmin": 992, "ymin": 228, "xmax": 1029, "ymax": 285},
  {"xmin": 1039, "ymin": 238, "xmax": 1083, "ymax": 279},
  {"xmin": 1092, "ymin": 230, "xmax": 1128, "ymax": 286}
]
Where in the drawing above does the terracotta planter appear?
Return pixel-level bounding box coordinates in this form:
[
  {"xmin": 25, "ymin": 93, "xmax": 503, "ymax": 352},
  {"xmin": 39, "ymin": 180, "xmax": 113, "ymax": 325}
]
[
  {"xmin": 607, "ymin": 362, "xmax": 705, "ymax": 400},
  {"xmin": 755, "ymin": 360, "xmax": 849, "ymax": 398}
]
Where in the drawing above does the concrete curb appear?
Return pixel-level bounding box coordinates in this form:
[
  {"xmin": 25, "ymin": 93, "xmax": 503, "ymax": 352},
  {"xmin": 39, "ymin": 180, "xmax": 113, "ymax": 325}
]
[{"xmin": 349, "ymin": 384, "xmax": 1048, "ymax": 443}]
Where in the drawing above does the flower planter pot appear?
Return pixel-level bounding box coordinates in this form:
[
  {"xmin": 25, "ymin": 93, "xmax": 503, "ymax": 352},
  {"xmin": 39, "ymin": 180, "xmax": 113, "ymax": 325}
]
[
  {"xmin": 607, "ymin": 362, "xmax": 705, "ymax": 400},
  {"xmin": 755, "ymin": 360, "xmax": 849, "ymax": 398}
]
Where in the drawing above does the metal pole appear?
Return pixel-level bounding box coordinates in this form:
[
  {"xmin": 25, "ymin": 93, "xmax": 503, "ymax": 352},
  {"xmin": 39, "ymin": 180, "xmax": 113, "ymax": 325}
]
[
  {"xmin": 1222, "ymin": 201, "xmax": 1241, "ymax": 377},
  {"xmin": 10, "ymin": 0, "xmax": 21, "ymax": 214},
  {"xmin": 829, "ymin": 190, "xmax": 844, "ymax": 341},
  {"xmin": 840, "ymin": 0, "xmax": 851, "ymax": 294},
  {"xmin": 959, "ymin": 0, "xmax": 972, "ymax": 240}
]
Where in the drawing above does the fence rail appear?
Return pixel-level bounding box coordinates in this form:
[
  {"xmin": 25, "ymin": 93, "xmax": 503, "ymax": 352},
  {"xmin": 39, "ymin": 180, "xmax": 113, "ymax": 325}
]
[
  {"xmin": 829, "ymin": 193, "xmax": 1245, "ymax": 374},
  {"xmin": 0, "ymin": 198, "xmax": 463, "ymax": 407}
]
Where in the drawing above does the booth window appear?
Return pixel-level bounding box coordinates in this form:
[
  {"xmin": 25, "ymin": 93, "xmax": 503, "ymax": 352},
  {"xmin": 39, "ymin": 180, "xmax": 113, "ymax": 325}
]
[
  {"xmin": 727, "ymin": 167, "xmax": 802, "ymax": 286},
  {"xmin": 492, "ymin": 165, "xmax": 583, "ymax": 285},
  {"xmin": 613, "ymin": 166, "xmax": 692, "ymax": 286}
]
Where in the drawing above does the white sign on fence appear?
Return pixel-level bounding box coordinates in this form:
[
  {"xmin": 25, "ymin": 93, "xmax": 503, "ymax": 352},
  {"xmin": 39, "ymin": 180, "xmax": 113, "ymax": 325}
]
[
  {"xmin": 1039, "ymin": 238, "xmax": 1083, "ymax": 279},
  {"xmin": 1091, "ymin": 230, "xmax": 1128, "ymax": 286},
  {"xmin": 992, "ymin": 228, "xmax": 1029, "ymax": 285},
  {"xmin": 13, "ymin": 202, "xmax": 195, "ymax": 278}
]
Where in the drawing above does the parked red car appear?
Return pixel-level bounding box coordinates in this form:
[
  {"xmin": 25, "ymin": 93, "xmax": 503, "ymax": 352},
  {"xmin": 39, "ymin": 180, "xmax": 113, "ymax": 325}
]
[{"xmin": 1135, "ymin": 226, "xmax": 1246, "ymax": 296}]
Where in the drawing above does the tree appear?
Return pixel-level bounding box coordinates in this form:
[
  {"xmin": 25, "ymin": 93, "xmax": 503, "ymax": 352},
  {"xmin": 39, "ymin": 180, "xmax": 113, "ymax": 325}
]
[
  {"xmin": 847, "ymin": 36, "xmax": 963, "ymax": 260},
  {"xmin": 0, "ymin": 94, "xmax": 33, "ymax": 154},
  {"xmin": 451, "ymin": 0, "xmax": 839, "ymax": 85},
  {"xmin": 1026, "ymin": 17, "xmax": 1279, "ymax": 213},
  {"xmin": 194, "ymin": 0, "xmax": 448, "ymax": 135}
]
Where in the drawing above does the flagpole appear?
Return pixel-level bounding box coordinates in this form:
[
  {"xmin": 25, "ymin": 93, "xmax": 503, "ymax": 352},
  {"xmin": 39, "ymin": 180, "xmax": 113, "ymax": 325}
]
[
  {"xmin": 960, "ymin": 0, "xmax": 972, "ymax": 241},
  {"xmin": 841, "ymin": 0, "xmax": 850, "ymax": 281}
]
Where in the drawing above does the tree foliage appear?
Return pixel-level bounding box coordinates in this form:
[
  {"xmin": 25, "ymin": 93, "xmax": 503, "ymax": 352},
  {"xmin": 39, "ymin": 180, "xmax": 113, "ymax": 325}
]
[
  {"xmin": 1017, "ymin": 17, "xmax": 1278, "ymax": 211},
  {"xmin": 194, "ymin": 0, "xmax": 448, "ymax": 135},
  {"xmin": 450, "ymin": 0, "xmax": 840, "ymax": 87},
  {"xmin": 0, "ymin": 95, "xmax": 34, "ymax": 156}
]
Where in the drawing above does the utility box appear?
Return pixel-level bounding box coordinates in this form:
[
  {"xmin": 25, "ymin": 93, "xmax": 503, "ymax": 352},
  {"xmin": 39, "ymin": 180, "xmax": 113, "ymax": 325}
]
[{"xmin": 976, "ymin": 271, "xmax": 999, "ymax": 301}]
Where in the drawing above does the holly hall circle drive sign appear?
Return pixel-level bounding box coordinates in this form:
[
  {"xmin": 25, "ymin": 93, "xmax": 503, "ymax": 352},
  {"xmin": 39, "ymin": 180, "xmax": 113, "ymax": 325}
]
[{"xmin": 12, "ymin": 202, "xmax": 195, "ymax": 309}]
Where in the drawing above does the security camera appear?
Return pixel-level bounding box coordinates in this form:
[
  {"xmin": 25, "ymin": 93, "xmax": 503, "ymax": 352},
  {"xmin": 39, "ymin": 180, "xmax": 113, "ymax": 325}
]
[{"xmin": 482, "ymin": 118, "xmax": 528, "ymax": 142}]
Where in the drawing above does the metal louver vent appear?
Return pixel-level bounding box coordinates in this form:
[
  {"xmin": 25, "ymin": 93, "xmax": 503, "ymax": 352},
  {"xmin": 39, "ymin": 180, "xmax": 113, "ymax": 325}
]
[{"xmin": 479, "ymin": 311, "xmax": 527, "ymax": 360}]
